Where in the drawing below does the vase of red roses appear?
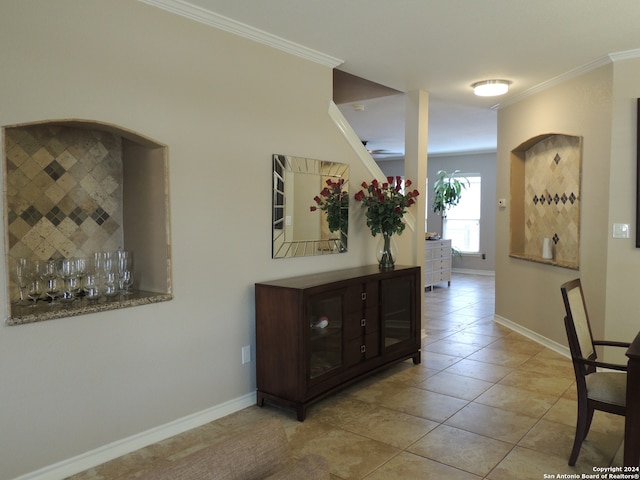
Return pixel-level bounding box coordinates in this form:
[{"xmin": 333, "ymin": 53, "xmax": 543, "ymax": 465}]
[
  {"xmin": 354, "ymin": 176, "xmax": 419, "ymax": 270},
  {"xmin": 310, "ymin": 178, "xmax": 348, "ymax": 251}
]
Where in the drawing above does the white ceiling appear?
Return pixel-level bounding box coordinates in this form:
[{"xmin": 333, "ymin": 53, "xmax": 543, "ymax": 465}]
[{"xmin": 144, "ymin": 0, "xmax": 640, "ymax": 156}]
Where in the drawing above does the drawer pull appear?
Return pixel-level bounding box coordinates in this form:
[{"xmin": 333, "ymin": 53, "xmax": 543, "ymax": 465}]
[
  {"xmin": 361, "ymin": 318, "xmax": 366, "ymax": 327},
  {"xmin": 361, "ymin": 292, "xmax": 367, "ymax": 301},
  {"xmin": 360, "ymin": 345, "xmax": 366, "ymax": 353}
]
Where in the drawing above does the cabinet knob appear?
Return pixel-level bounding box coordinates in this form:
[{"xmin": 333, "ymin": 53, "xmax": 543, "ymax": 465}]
[
  {"xmin": 361, "ymin": 292, "xmax": 367, "ymax": 301},
  {"xmin": 361, "ymin": 318, "xmax": 366, "ymax": 327},
  {"xmin": 360, "ymin": 345, "xmax": 366, "ymax": 353}
]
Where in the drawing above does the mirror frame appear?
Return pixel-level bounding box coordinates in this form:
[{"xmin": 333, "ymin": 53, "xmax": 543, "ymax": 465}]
[{"xmin": 272, "ymin": 154, "xmax": 349, "ymax": 258}]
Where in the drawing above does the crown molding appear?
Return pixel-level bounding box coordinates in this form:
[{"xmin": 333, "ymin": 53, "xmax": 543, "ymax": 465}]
[
  {"xmin": 494, "ymin": 48, "xmax": 640, "ymax": 110},
  {"xmin": 137, "ymin": 0, "xmax": 344, "ymax": 68}
]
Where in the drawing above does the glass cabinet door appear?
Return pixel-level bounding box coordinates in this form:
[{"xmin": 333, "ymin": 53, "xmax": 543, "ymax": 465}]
[
  {"xmin": 307, "ymin": 293, "xmax": 343, "ymax": 379},
  {"xmin": 381, "ymin": 277, "xmax": 413, "ymax": 348}
]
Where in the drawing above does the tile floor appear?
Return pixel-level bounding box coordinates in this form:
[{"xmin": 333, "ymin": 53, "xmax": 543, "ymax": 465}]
[{"xmin": 68, "ymin": 273, "xmax": 625, "ymax": 480}]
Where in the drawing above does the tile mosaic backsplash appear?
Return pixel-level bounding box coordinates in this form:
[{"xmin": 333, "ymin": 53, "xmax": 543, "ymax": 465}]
[
  {"xmin": 5, "ymin": 124, "xmax": 124, "ymax": 264},
  {"xmin": 522, "ymin": 134, "xmax": 581, "ymax": 266}
]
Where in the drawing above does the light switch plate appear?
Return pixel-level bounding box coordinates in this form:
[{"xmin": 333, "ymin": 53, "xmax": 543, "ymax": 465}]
[{"xmin": 612, "ymin": 223, "xmax": 630, "ymax": 238}]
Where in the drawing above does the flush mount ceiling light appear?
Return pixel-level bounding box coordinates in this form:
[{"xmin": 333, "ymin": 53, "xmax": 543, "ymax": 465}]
[{"xmin": 472, "ymin": 79, "xmax": 511, "ymax": 97}]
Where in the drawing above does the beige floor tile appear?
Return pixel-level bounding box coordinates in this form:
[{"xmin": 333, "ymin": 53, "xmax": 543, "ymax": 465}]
[
  {"xmin": 295, "ymin": 428, "xmax": 400, "ymax": 479},
  {"xmin": 444, "ymin": 331, "xmax": 499, "ymax": 347},
  {"xmin": 408, "ymin": 424, "xmax": 513, "ymax": 476},
  {"xmin": 309, "ymin": 395, "xmax": 378, "ymax": 424},
  {"xmin": 445, "ymin": 402, "xmax": 538, "ymax": 443},
  {"xmin": 498, "ymin": 369, "xmax": 574, "ymax": 397},
  {"xmin": 421, "ymin": 350, "xmax": 464, "ymax": 370},
  {"xmin": 474, "ymin": 384, "xmax": 559, "ymax": 418},
  {"xmin": 518, "ymin": 355, "xmax": 575, "ymax": 379},
  {"xmin": 369, "ymin": 363, "xmax": 439, "ymax": 387},
  {"xmin": 422, "ymin": 339, "xmax": 484, "ymax": 357},
  {"xmin": 363, "ymin": 451, "xmax": 482, "ymax": 480},
  {"xmin": 468, "ymin": 346, "xmax": 534, "ymax": 368},
  {"xmin": 487, "ymin": 445, "xmax": 577, "ymax": 480},
  {"xmin": 543, "ymin": 397, "xmax": 577, "ymax": 427},
  {"xmin": 518, "ymin": 419, "xmax": 622, "ymax": 468},
  {"xmin": 486, "ymin": 335, "xmax": 546, "ymax": 356},
  {"xmin": 341, "ymin": 405, "xmax": 439, "ymax": 449},
  {"xmin": 444, "ymin": 358, "xmax": 513, "ymax": 383},
  {"xmin": 381, "ymin": 386, "xmax": 469, "ymax": 422},
  {"xmin": 343, "ymin": 376, "xmax": 407, "ymax": 405},
  {"xmin": 463, "ymin": 321, "xmax": 512, "ymax": 337},
  {"xmin": 420, "ymin": 370, "xmax": 494, "ymax": 400}
]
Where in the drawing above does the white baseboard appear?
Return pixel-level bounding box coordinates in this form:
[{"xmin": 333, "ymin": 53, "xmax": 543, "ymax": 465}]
[
  {"xmin": 494, "ymin": 314, "xmax": 570, "ymax": 359},
  {"xmin": 14, "ymin": 392, "xmax": 256, "ymax": 480}
]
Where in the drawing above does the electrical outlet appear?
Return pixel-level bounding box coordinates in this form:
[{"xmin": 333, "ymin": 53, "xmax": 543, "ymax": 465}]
[{"xmin": 241, "ymin": 345, "xmax": 251, "ymax": 364}]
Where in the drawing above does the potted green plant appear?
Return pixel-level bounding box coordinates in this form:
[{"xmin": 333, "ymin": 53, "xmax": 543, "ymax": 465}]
[{"xmin": 432, "ymin": 170, "xmax": 469, "ymax": 254}]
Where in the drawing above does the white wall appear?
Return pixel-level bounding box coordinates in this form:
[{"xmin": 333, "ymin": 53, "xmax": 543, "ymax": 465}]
[
  {"xmin": 496, "ymin": 65, "xmax": 613, "ymax": 347},
  {"xmin": 0, "ymin": 2, "xmax": 396, "ymax": 478},
  {"xmin": 427, "ymin": 153, "xmax": 497, "ymax": 272},
  {"xmin": 605, "ymin": 58, "xmax": 640, "ymax": 362}
]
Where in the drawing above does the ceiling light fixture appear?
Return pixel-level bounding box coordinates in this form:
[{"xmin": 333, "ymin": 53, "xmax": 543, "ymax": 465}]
[{"xmin": 472, "ymin": 79, "xmax": 511, "ymax": 97}]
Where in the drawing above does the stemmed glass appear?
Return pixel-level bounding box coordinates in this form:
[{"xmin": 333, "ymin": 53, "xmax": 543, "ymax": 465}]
[
  {"xmin": 14, "ymin": 257, "xmax": 29, "ymax": 305},
  {"xmin": 27, "ymin": 262, "xmax": 44, "ymax": 307},
  {"xmin": 75, "ymin": 257, "xmax": 87, "ymax": 294},
  {"xmin": 119, "ymin": 270, "xmax": 134, "ymax": 295},
  {"xmin": 60, "ymin": 259, "xmax": 78, "ymax": 302},
  {"xmin": 42, "ymin": 260, "xmax": 60, "ymax": 305},
  {"xmin": 103, "ymin": 272, "xmax": 119, "ymax": 299},
  {"xmin": 83, "ymin": 274, "xmax": 101, "ymax": 301},
  {"xmin": 117, "ymin": 251, "xmax": 134, "ymax": 295}
]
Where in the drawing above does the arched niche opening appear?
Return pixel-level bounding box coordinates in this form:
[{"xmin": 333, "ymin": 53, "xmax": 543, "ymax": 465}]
[
  {"xmin": 509, "ymin": 133, "xmax": 582, "ymax": 269},
  {"xmin": 4, "ymin": 119, "xmax": 172, "ymax": 325}
]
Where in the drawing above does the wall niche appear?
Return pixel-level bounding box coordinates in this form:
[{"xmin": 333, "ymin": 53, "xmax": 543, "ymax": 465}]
[
  {"xmin": 4, "ymin": 120, "xmax": 172, "ymax": 325},
  {"xmin": 510, "ymin": 133, "xmax": 582, "ymax": 269}
]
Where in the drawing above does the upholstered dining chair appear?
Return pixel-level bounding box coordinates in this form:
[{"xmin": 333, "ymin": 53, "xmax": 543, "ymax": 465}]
[{"xmin": 560, "ymin": 278, "xmax": 629, "ymax": 465}]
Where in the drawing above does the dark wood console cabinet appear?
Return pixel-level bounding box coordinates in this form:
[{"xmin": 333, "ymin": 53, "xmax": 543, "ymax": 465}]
[{"xmin": 255, "ymin": 265, "xmax": 421, "ymax": 421}]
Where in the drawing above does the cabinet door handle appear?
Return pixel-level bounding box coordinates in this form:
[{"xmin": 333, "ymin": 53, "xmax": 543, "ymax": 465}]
[
  {"xmin": 361, "ymin": 318, "xmax": 366, "ymax": 327},
  {"xmin": 360, "ymin": 345, "xmax": 366, "ymax": 353},
  {"xmin": 361, "ymin": 292, "xmax": 367, "ymax": 301}
]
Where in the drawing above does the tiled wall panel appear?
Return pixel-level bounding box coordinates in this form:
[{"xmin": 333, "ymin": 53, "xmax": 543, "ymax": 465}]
[
  {"xmin": 5, "ymin": 125, "xmax": 124, "ymax": 263},
  {"xmin": 522, "ymin": 134, "xmax": 581, "ymax": 266}
]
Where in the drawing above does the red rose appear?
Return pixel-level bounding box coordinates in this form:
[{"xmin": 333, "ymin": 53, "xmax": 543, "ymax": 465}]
[
  {"xmin": 412, "ymin": 189, "xmax": 420, "ymax": 197},
  {"xmin": 405, "ymin": 179, "xmax": 412, "ymax": 187},
  {"xmin": 387, "ymin": 176, "xmax": 394, "ymax": 184},
  {"xmin": 310, "ymin": 206, "xmax": 317, "ymax": 211},
  {"xmin": 354, "ymin": 190, "xmax": 364, "ymax": 201},
  {"xmin": 361, "ymin": 181, "xmax": 368, "ymax": 189},
  {"xmin": 371, "ymin": 179, "xmax": 378, "ymax": 186},
  {"xmin": 407, "ymin": 198, "xmax": 415, "ymax": 206},
  {"xmin": 314, "ymin": 195, "xmax": 322, "ymax": 203}
]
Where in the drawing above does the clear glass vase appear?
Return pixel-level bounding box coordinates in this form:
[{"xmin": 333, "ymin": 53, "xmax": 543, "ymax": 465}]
[{"xmin": 376, "ymin": 232, "xmax": 397, "ymax": 271}]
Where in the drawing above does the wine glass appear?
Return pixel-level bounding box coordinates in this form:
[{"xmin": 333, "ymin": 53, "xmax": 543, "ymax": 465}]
[
  {"xmin": 60, "ymin": 259, "xmax": 78, "ymax": 302},
  {"xmin": 75, "ymin": 257, "xmax": 87, "ymax": 292},
  {"xmin": 27, "ymin": 276, "xmax": 42, "ymax": 307},
  {"xmin": 102, "ymin": 251, "xmax": 115, "ymax": 275},
  {"xmin": 83, "ymin": 274, "xmax": 101, "ymax": 301},
  {"xmin": 42, "ymin": 260, "xmax": 60, "ymax": 305},
  {"xmin": 117, "ymin": 250, "xmax": 132, "ymax": 273},
  {"xmin": 103, "ymin": 272, "xmax": 119, "ymax": 299},
  {"xmin": 14, "ymin": 257, "xmax": 29, "ymax": 305},
  {"xmin": 119, "ymin": 270, "xmax": 134, "ymax": 295}
]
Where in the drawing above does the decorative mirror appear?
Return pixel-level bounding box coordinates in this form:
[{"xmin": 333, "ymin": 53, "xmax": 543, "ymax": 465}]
[{"xmin": 272, "ymin": 154, "xmax": 349, "ymax": 258}]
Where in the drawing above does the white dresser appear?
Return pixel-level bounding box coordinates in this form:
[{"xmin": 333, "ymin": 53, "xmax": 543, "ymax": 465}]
[{"xmin": 424, "ymin": 239, "xmax": 451, "ymax": 290}]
